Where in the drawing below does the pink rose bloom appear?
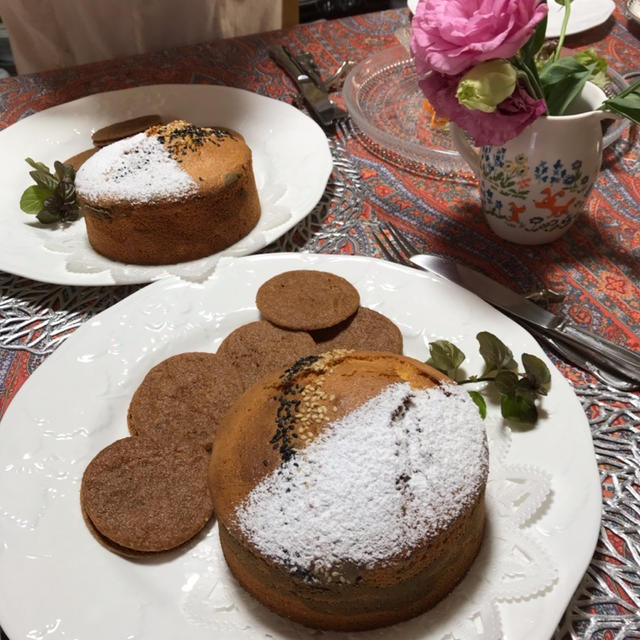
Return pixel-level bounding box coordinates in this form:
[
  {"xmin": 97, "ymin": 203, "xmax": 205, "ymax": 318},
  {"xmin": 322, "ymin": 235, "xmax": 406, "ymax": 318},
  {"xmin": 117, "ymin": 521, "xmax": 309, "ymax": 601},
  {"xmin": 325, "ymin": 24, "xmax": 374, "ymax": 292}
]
[
  {"xmin": 411, "ymin": 0, "xmax": 548, "ymax": 76},
  {"xmin": 418, "ymin": 71, "xmax": 546, "ymax": 146}
]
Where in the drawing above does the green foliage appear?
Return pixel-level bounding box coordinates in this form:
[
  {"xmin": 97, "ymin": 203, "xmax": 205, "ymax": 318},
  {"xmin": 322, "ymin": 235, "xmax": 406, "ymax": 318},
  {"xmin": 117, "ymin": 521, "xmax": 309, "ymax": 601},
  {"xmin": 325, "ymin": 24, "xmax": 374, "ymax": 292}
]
[
  {"xmin": 600, "ymin": 78, "xmax": 640, "ymax": 125},
  {"xmin": 507, "ymin": 0, "xmax": 638, "ymax": 121},
  {"xmin": 540, "ymin": 58, "xmax": 596, "ymax": 115},
  {"xmin": 426, "ymin": 331, "xmax": 551, "ymax": 425},
  {"xmin": 573, "ymin": 49, "xmax": 609, "ymax": 89},
  {"xmin": 427, "ymin": 339, "xmax": 466, "ymax": 379},
  {"xmin": 20, "ymin": 157, "xmax": 79, "ymax": 223}
]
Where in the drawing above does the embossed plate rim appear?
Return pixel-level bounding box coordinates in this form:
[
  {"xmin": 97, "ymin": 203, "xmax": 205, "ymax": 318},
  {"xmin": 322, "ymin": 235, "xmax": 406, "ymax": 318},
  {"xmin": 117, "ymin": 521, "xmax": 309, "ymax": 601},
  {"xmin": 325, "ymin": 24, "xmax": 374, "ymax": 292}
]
[
  {"xmin": 0, "ymin": 253, "xmax": 601, "ymax": 639},
  {"xmin": 0, "ymin": 84, "xmax": 332, "ymax": 286}
]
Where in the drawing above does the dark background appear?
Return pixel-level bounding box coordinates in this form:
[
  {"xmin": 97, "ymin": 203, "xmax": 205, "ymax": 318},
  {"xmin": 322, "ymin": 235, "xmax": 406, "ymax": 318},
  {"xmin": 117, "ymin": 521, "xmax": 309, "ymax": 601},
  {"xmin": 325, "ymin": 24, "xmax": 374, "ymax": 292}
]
[{"xmin": 300, "ymin": 0, "xmax": 405, "ymax": 21}]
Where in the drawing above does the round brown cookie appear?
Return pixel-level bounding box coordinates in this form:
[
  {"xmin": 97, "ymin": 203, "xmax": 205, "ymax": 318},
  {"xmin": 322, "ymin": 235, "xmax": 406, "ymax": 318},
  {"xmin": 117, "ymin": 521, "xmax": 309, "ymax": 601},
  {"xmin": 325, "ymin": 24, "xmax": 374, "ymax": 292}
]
[
  {"xmin": 81, "ymin": 503, "xmax": 157, "ymax": 558},
  {"xmin": 127, "ymin": 352, "xmax": 243, "ymax": 451},
  {"xmin": 63, "ymin": 147, "xmax": 99, "ymax": 171},
  {"xmin": 311, "ymin": 307, "xmax": 403, "ymax": 354},
  {"xmin": 92, "ymin": 114, "xmax": 163, "ymax": 147},
  {"xmin": 81, "ymin": 436, "xmax": 213, "ymax": 553},
  {"xmin": 217, "ymin": 320, "xmax": 317, "ymax": 391},
  {"xmin": 256, "ymin": 270, "xmax": 360, "ymax": 331}
]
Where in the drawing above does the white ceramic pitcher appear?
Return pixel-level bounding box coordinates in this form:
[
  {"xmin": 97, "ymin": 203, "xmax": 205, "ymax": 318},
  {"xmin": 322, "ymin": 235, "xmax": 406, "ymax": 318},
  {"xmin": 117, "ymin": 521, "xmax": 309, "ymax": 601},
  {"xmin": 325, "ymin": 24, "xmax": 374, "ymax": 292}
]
[{"xmin": 451, "ymin": 83, "xmax": 615, "ymax": 244}]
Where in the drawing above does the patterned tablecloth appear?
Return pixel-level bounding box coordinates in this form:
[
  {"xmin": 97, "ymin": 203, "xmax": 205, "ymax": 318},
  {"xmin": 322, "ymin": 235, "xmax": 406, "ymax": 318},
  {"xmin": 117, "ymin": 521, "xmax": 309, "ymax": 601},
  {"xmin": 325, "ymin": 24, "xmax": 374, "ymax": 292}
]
[{"xmin": 0, "ymin": 3, "xmax": 639, "ymax": 639}]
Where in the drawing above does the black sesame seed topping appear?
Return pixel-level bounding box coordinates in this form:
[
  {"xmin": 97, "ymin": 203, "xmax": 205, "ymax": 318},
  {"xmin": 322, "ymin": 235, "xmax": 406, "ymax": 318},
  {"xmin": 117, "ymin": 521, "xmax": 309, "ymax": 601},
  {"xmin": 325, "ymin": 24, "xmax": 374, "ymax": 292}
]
[
  {"xmin": 269, "ymin": 354, "xmax": 322, "ymax": 464},
  {"xmin": 152, "ymin": 122, "xmax": 237, "ymax": 160}
]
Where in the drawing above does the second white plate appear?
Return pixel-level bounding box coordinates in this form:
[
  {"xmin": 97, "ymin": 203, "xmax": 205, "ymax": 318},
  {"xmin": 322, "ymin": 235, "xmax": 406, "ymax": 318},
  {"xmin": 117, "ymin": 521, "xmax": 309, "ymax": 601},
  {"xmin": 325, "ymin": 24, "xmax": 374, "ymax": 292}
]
[
  {"xmin": 0, "ymin": 85, "xmax": 332, "ymax": 285},
  {"xmin": 0, "ymin": 253, "xmax": 601, "ymax": 640}
]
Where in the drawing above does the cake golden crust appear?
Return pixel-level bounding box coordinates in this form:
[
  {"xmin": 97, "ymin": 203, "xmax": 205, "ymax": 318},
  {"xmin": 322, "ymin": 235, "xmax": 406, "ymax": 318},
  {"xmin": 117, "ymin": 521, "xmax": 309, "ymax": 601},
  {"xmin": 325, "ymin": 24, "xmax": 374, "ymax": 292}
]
[
  {"xmin": 76, "ymin": 120, "xmax": 261, "ymax": 265},
  {"xmin": 209, "ymin": 350, "xmax": 488, "ymax": 631}
]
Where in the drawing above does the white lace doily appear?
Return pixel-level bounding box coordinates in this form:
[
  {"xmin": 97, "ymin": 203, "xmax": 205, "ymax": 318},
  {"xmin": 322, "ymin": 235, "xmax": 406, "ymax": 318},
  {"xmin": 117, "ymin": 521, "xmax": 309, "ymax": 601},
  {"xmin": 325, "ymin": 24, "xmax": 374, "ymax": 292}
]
[{"xmin": 178, "ymin": 418, "xmax": 557, "ymax": 640}]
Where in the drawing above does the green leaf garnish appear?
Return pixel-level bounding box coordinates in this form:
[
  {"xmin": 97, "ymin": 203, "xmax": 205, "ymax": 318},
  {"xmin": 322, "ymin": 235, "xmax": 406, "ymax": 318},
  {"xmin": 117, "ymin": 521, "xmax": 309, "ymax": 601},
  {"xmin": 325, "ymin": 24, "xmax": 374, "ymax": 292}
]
[
  {"xmin": 501, "ymin": 392, "xmax": 538, "ymax": 424},
  {"xmin": 468, "ymin": 391, "xmax": 487, "ymax": 419},
  {"xmin": 427, "ymin": 339, "xmax": 465, "ymax": 379},
  {"xmin": 477, "ymin": 331, "xmax": 518, "ymax": 376},
  {"xmin": 19, "ymin": 157, "xmax": 79, "ymax": 223},
  {"xmin": 521, "ymin": 353, "xmax": 551, "ymax": 395},
  {"xmin": 494, "ymin": 369, "xmax": 518, "ymax": 394},
  {"xmin": 25, "ymin": 157, "xmax": 51, "ymax": 173},
  {"xmin": 19, "ymin": 185, "xmax": 50, "ymax": 214},
  {"xmin": 426, "ymin": 331, "xmax": 551, "ymax": 425}
]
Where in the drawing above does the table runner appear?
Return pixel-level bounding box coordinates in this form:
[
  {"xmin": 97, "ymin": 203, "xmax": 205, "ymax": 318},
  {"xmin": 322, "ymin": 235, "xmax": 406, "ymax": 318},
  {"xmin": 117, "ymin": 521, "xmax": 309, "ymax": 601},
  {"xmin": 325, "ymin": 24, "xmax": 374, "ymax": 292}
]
[{"xmin": 0, "ymin": 3, "xmax": 638, "ymax": 638}]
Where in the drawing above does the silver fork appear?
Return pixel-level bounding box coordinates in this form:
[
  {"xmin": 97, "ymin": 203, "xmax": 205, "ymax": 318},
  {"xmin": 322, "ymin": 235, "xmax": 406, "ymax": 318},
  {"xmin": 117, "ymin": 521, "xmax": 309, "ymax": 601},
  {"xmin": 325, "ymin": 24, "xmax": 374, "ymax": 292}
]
[
  {"xmin": 372, "ymin": 221, "xmax": 417, "ymax": 268},
  {"xmin": 372, "ymin": 222, "xmax": 639, "ymax": 391}
]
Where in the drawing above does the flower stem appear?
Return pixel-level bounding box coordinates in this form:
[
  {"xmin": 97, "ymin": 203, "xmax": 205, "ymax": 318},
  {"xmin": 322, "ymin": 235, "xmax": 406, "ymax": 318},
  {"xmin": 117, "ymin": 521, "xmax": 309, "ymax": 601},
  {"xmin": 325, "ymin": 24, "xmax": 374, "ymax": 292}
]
[
  {"xmin": 457, "ymin": 376, "xmax": 499, "ymax": 385},
  {"xmin": 515, "ymin": 63, "xmax": 548, "ymax": 113},
  {"xmin": 553, "ymin": 1, "xmax": 572, "ymax": 62}
]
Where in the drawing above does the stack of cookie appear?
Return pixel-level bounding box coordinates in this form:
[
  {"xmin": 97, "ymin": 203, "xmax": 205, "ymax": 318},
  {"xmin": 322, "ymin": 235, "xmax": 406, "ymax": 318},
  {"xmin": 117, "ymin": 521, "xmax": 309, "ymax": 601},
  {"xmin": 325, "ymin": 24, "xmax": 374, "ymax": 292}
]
[{"xmin": 80, "ymin": 269, "xmax": 405, "ymax": 557}]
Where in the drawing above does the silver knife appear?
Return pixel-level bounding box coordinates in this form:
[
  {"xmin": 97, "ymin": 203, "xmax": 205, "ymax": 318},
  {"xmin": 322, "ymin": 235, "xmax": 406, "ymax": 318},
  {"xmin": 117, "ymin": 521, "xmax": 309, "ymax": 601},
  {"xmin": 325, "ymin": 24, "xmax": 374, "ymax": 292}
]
[
  {"xmin": 410, "ymin": 254, "xmax": 640, "ymax": 384},
  {"xmin": 526, "ymin": 323, "xmax": 638, "ymax": 391},
  {"xmin": 269, "ymin": 45, "xmax": 347, "ymax": 127}
]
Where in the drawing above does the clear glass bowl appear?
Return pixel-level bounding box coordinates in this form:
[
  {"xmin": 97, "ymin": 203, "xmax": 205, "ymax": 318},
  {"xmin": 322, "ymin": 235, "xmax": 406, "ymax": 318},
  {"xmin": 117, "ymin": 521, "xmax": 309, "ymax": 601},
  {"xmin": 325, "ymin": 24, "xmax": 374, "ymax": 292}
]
[{"xmin": 342, "ymin": 44, "xmax": 629, "ymax": 178}]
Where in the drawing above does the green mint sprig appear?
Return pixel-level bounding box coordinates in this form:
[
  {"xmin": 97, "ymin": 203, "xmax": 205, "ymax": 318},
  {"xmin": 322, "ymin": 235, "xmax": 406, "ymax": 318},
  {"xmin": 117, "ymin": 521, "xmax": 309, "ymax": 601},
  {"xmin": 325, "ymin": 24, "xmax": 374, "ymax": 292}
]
[
  {"xmin": 513, "ymin": 0, "xmax": 640, "ymax": 121},
  {"xmin": 427, "ymin": 331, "xmax": 551, "ymax": 425},
  {"xmin": 20, "ymin": 158, "xmax": 79, "ymax": 224}
]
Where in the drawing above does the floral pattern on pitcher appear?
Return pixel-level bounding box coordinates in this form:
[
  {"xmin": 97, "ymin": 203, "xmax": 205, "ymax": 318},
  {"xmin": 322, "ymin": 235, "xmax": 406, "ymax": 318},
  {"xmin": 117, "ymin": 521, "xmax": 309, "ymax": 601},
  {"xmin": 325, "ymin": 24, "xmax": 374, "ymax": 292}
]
[{"xmin": 480, "ymin": 147, "xmax": 593, "ymax": 236}]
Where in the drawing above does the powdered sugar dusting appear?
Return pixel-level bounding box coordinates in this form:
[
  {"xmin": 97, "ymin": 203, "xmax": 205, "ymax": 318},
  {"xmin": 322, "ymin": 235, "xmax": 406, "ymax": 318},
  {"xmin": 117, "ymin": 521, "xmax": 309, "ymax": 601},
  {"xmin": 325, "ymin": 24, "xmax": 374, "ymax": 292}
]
[
  {"xmin": 75, "ymin": 132, "xmax": 197, "ymax": 204},
  {"xmin": 235, "ymin": 383, "xmax": 488, "ymax": 577}
]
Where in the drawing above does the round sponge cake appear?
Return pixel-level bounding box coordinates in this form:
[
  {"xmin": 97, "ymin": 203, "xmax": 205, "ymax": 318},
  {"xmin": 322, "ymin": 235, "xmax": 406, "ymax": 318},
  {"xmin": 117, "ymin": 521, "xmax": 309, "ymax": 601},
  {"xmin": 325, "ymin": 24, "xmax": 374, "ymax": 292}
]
[
  {"xmin": 209, "ymin": 350, "xmax": 489, "ymax": 631},
  {"xmin": 75, "ymin": 120, "xmax": 260, "ymax": 265}
]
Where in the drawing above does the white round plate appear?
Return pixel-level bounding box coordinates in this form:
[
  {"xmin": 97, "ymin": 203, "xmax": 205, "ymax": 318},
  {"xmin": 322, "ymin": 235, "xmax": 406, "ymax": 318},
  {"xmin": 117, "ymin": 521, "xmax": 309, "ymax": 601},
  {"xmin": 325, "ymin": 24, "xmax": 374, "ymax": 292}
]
[
  {"xmin": 407, "ymin": 0, "xmax": 615, "ymax": 37},
  {"xmin": 0, "ymin": 253, "xmax": 600, "ymax": 640},
  {"xmin": 546, "ymin": 0, "xmax": 615, "ymax": 37},
  {"xmin": 0, "ymin": 85, "xmax": 332, "ymax": 286}
]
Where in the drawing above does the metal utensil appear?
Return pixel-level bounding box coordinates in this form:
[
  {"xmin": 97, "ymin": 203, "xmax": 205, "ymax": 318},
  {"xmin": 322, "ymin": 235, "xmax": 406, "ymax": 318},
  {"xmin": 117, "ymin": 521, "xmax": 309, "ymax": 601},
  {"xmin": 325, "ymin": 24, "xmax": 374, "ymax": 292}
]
[
  {"xmin": 525, "ymin": 323, "xmax": 639, "ymax": 391},
  {"xmin": 269, "ymin": 45, "xmax": 348, "ymax": 126},
  {"xmin": 410, "ymin": 255, "xmax": 640, "ymax": 385},
  {"xmin": 293, "ymin": 51, "xmax": 355, "ymax": 92},
  {"xmin": 372, "ymin": 223, "xmax": 640, "ymax": 387}
]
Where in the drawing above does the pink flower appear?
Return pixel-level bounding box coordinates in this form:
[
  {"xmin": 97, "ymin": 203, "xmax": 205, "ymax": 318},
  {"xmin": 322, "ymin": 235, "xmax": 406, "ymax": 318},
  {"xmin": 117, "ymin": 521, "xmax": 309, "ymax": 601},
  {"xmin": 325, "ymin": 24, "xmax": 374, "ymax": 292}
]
[
  {"xmin": 418, "ymin": 71, "xmax": 547, "ymax": 146},
  {"xmin": 411, "ymin": 0, "xmax": 548, "ymax": 76}
]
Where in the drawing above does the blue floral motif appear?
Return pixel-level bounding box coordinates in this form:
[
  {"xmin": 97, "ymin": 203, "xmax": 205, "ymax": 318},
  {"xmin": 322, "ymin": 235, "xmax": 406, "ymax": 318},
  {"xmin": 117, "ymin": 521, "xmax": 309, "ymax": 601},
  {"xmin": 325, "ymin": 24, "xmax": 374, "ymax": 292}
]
[
  {"xmin": 534, "ymin": 161, "xmax": 548, "ymax": 181},
  {"xmin": 481, "ymin": 147, "xmax": 507, "ymax": 174},
  {"xmin": 482, "ymin": 150, "xmax": 594, "ymax": 234},
  {"xmin": 532, "ymin": 158, "xmax": 587, "ymax": 192}
]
